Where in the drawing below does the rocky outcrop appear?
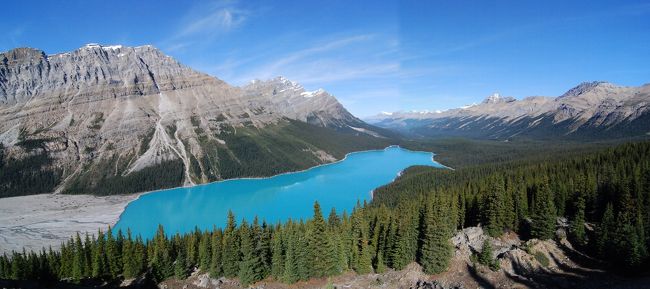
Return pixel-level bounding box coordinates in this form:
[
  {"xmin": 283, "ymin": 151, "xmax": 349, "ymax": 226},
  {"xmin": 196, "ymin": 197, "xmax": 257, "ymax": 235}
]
[
  {"xmin": 0, "ymin": 44, "xmax": 387, "ymax": 196},
  {"xmin": 367, "ymin": 81, "xmax": 650, "ymax": 139}
]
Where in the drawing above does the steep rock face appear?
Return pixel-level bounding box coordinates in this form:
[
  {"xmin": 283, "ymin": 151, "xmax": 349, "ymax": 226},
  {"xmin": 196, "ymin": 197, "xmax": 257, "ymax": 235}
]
[
  {"xmin": 0, "ymin": 44, "xmax": 388, "ymax": 196},
  {"xmin": 367, "ymin": 81, "xmax": 650, "ymax": 139},
  {"xmin": 242, "ymin": 77, "xmax": 364, "ymax": 128}
]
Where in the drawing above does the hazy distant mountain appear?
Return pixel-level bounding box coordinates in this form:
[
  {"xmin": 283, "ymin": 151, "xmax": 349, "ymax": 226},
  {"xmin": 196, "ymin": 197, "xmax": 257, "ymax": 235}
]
[
  {"xmin": 366, "ymin": 81, "xmax": 650, "ymax": 140},
  {"xmin": 0, "ymin": 44, "xmax": 390, "ymax": 197}
]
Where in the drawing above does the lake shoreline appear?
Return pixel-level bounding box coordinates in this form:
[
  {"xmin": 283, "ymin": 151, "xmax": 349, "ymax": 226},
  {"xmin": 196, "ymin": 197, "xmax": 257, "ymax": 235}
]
[
  {"xmin": 114, "ymin": 144, "xmax": 442, "ymax": 223},
  {"xmin": 0, "ymin": 145, "xmax": 446, "ymax": 253}
]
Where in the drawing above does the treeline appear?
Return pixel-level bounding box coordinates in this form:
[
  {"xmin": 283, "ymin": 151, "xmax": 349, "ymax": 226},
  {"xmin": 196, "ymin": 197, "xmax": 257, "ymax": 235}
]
[
  {"xmin": 375, "ymin": 141, "xmax": 650, "ymax": 271},
  {"xmin": 399, "ymin": 137, "xmax": 606, "ymax": 169},
  {"xmin": 0, "ymin": 198, "xmax": 457, "ymax": 286},
  {"xmin": 64, "ymin": 159, "xmax": 185, "ymax": 196},
  {"xmin": 0, "ymin": 143, "xmax": 62, "ymax": 198}
]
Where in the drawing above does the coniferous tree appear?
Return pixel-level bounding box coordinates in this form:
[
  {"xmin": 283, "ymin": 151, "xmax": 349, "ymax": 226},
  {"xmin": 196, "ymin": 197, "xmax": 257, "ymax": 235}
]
[
  {"xmin": 389, "ymin": 204, "xmax": 417, "ymax": 270},
  {"xmin": 483, "ymin": 177, "xmax": 505, "ymax": 237},
  {"xmin": 282, "ymin": 222, "xmax": 299, "ymax": 284},
  {"xmin": 71, "ymin": 233, "xmax": 84, "ymax": 282},
  {"xmin": 187, "ymin": 229, "xmax": 199, "ymax": 269},
  {"xmin": 270, "ymin": 225, "xmax": 284, "ymax": 279},
  {"xmin": 596, "ymin": 203, "xmax": 616, "ymax": 259},
  {"xmin": 239, "ymin": 221, "xmax": 263, "ymax": 286},
  {"xmin": 478, "ymin": 239, "xmax": 499, "ymax": 270},
  {"xmin": 418, "ymin": 200, "xmax": 452, "ymax": 274},
  {"xmin": 307, "ymin": 202, "xmax": 338, "ymax": 277},
  {"xmin": 613, "ymin": 187, "xmax": 644, "ymax": 268},
  {"xmin": 105, "ymin": 227, "xmax": 122, "ymax": 278},
  {"xmin": 122, "ymin": 230, "xmax": 137, "ymax": 279},
  {"xmin": 222, "ymin": 211, "xmax": 240, "ymax": 277},
  {"xmin": 530, "ymin": 182, "xmax": 557, "ymax": 240},
  {"xmin": 174, "ymin": 248, "xmax": 188, "ymax": 279},
  {"xmin": 198, "ymin": 231, "xmax": 211, "ymax": 271},
  {"xmin": 328, "ymin": 207, "xmax": 341, "ymax": 228},
  {"xmin": 295, "ymin": 222, "xmax": 311, "ymax": 280},
  {"xmin": 256, "ymin": 220, "xmax": 272, "ymax": 278},
  {"xmin": 209, "ymin": 229, "xmax": 223, "ymax": 277},
  {"xmin": 134, "ymin": 236, "xmax": 146, "ymax": 277},
  {"xmin": 570, "ymin": 186, "xmax": 587, "ymax": 246},
  {"xmin": 151, "ymin": 225, "xmax": 174, "ymax": 281}
]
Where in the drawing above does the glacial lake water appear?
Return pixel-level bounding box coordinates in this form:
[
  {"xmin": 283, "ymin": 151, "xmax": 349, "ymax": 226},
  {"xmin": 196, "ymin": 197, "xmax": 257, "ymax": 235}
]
[{"xmin": 113, "ymin": 146, "xmax": 444, "ymax": 239}]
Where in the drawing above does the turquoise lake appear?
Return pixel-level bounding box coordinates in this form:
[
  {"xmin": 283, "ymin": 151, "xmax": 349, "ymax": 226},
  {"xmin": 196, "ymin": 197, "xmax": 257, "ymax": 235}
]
[{"xmin": 113, "ymin": 146, "xmax": 443, "ymax": 239}]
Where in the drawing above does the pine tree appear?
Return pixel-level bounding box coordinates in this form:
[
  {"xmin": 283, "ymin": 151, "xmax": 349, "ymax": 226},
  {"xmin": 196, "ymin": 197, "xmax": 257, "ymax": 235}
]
[
  {"xmin": 256, "ymin": 219, "xmax": 272, "ymax": 278},
  {"xmin": 174, "ymin": 248, "xmax": 188, "ymax": 279},
  {"xmin": 374, "ymin": 248, "xmax": 386, "ymax": 273},
  {"xmin": 71, "ymin": 233, "xmax": 84, "ymax": 282},
  {"xmin": 151, "ymin": 225, "xmax": 174, "ymax": 281},
  {"xmin": 596, "ymin": 203, "xmax": 616, "ymax": 259},
  {"xmin": 122, "ymin": 230, "xmax": 137, "ymax": 279},
  {"xmin": 530, "ymin": 182, "xmax": 557, "ymax": 240},
  {"xmin": 418, "ymin": 201, "xmax": 452, "ymax": 274},
  {"xmin": 133, "ymin": 236, "xmax": 146, "ymax": 278},
  {"xmin": 198, "ymin": 231, "xmax": 211, "ymax": 271},
  {"xmin": 307, "ymin": 202, "xmax": 338, "ymax": 277},
  {"xmin": 222, "ymin": 211, "xmax": 240, "ymax": 277},
  {"xmin": 270, "ymin": 225, "xmax": 284, "ymax": 279},
  {"xmin": 328, "ymin": 207, "xmax": 341, "ymax": 228},
  {"xmin": 187, "ymin": 228, "xmax": 199, "ymax": 269},
  {"xmin": 389, "ymin": 204, "xmax": 417, "ymax": 270},
  {"xmin": 613, "ymin": 186, "xmax": 643, "ymax": 268},
  {"xmin": 209, "ymin": 229, "xmax": 223, "ymax": 277},
  {"xmin": 105, "ymin": 227, "xmax": 122, "ymax": 278},
  {"xmin": 82, "ymin": 234, "xmax": 92, "ymax": 278},
  {"xmin": 478, "ymin": 239, "xmax": 499, "ymax": 270},
  {"xmin": 238, "ymin": 220, "xmax": 263, "ymax": 286},
  {"xmin": 483, "ymin": 177, "xmax": 505, "ymax": 236},
  {"xmin": 570, "ymin": 186, "xmax": 587, "ymax": 246},
  {"xmin": 282, "ymin": 222, "xmax": 299, "ymax": 283}
]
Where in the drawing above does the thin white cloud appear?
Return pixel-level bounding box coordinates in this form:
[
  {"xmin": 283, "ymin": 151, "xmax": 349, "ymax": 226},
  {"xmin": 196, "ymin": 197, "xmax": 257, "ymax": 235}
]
[
  {"xmin": 177, "ymin": 6, "xmax": 247, "ymax": 38},
  {"xmin": 163, "ymin": 0, "xmax": 249, "ymax": 52},
  {"xmin": 228, "ymin": 34, "xmax": 394, "ymax": 85}
]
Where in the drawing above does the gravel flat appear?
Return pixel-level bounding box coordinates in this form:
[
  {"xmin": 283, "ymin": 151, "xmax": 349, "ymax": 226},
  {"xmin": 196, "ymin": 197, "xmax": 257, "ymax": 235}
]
[{"xmin": 0, "ymin": 194, "xmax": 138, "ymax": 254}]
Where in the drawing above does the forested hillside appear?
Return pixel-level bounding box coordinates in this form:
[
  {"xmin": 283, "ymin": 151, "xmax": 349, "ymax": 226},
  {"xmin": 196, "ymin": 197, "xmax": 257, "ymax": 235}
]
[
  {"xmin": 375, "ymin": 141, "xmax": 650, "ymax": 271},
  {"xmin": 1, "ymin": 141, "xmax": 649, "ymax": 285},
  {"xmin": 0, "ymin": 120, "xmax": 393, "ymax": 198}
]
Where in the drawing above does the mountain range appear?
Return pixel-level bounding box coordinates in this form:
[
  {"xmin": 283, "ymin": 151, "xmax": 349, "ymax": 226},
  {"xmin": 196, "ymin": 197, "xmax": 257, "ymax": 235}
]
[
  {"xmin": 0, "ymin": 44, "xmax": 391, "ymax": 197},
  {"xmin": 366, "ymin": 81, "xmax": 650, "ymax": 140}
]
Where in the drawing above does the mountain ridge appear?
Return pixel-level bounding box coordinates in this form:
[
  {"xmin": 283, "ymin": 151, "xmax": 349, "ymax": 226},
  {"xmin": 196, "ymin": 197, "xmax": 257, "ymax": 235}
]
[
  {"xmin": 367, "ymin": 81, "xmax": 650, "ymax": 140},
  {"xmin": 0, "ymin": 44, "xmax": 391, "ymax": 197}
]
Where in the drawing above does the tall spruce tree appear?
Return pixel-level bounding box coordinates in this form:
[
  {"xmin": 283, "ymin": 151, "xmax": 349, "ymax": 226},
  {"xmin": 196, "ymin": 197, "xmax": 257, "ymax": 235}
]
[
  {"xmin": 570, "ymin": 186, "xmax": 587, "ymax": 246},
  {"xmin": 530, "ymin": 182, "xmax": 557, "ymax": 240},
  {"xmin": 239, "ymin": 221, "xmax": 263, "ymax": 286},
  {"xmin": 418, "ymin": 200, "xmax": 452, "ymax": 274},
  {"xmin": 209, "ymin": 229, "xmax": 223, "ymax": 277},
  {"xmin": 122, "ymin": 230, "xmax": 138, "ymax": 279},
  {"xmin": 198, "ymin": 231, "xmax": 211, "ymax": 271},
  {"xmin": 174, "ymin": 248, "xmax": 188, "ymax": 279},
  {"xmin": 282, "ymin": 222, "xmax": 299, "ymax": 284},
  {"xmin": 270, "ymin": 225, "xmax": 284, "ymax": 279},
  {"xmin": 483, "ymin": 177, "xmax": 505, "ymax": 237},
  {"xmin": 307, "ymin": 202, "xmax": 338, "ymax": 277},
  {"xmin": 222, "ymin": 211, "xmax": 240, "ymax": 277}
]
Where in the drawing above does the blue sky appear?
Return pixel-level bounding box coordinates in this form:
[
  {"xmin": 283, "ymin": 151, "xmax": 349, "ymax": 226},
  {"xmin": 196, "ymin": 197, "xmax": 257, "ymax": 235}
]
[{"xmin": 1, "ymin": 0, "xmax": 649, "ymax": 117}]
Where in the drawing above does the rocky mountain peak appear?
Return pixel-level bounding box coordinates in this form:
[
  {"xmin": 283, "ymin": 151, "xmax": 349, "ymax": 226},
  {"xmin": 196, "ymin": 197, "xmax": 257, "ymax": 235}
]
[
  {"xmin": 559, "ymin": 81, "xmax": 616, "ymax": 98},
  {"xmin": 482, "ymin": 92, "xmax": 515, "ymax": 104},
  {"xmin": 1, "ymin": 47, "xmax": 46, "ymax": 64}
]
